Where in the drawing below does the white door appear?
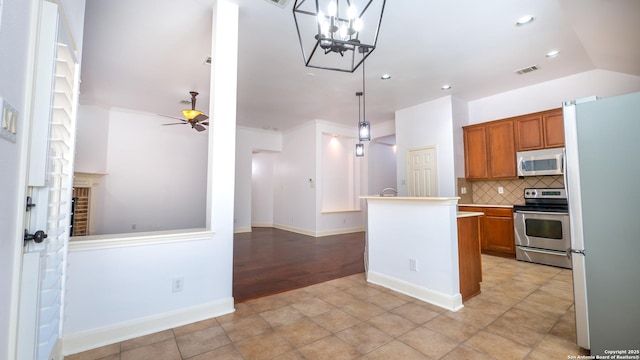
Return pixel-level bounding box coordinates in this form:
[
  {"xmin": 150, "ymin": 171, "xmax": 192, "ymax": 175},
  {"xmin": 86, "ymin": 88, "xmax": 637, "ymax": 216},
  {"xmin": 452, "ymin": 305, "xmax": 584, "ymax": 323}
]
[
  {"xmin": 18, "ymin": 2, "xmax": 80, "ymax": 359},
  {"xmin": 406, "ymin": 146, "xmax": 438, "ymax": 197}
]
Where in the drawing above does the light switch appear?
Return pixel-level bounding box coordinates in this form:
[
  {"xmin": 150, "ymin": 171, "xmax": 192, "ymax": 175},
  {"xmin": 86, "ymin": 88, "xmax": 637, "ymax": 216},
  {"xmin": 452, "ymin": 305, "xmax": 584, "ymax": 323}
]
[{"xmin": 1, "ymin": 97, "xmax": 18, "ymax": 143}]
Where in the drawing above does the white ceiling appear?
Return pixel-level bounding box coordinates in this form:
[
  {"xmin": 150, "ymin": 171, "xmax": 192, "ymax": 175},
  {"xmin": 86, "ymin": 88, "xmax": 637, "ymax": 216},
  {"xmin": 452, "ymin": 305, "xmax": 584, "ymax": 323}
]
[{"xmin": 79, "ymin": 0, "xmax": 640, "ymax": 132}]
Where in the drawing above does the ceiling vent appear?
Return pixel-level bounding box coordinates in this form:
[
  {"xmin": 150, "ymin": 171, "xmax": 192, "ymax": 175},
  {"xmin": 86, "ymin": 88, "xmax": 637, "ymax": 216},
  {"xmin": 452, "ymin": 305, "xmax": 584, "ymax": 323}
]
[
  {"xmin": 515, "ymin": 65, "xmax": 539, "ymax": 75},
  {"xmin": 263, "ymin": 0, "xmax": 293, "ymax": 8}
]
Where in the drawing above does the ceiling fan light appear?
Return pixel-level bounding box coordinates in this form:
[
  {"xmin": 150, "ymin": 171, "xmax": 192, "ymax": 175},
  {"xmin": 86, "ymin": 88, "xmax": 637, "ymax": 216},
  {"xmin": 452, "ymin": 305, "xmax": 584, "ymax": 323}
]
[{"xmin": 182, "ymin": 109, "xmax": 204, "ymax": 120}]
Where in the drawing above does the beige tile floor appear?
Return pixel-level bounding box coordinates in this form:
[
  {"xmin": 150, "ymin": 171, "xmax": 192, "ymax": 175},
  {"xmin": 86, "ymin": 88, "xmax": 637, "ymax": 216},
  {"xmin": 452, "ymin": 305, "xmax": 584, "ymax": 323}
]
[{"xmin": 65, "ymin": 255, "xmax": 590, "ymax": 359}]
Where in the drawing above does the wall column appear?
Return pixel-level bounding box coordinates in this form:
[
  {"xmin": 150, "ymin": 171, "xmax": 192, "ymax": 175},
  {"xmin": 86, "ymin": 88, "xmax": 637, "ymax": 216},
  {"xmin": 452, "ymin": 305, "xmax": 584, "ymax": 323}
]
[{"xmin": 207, "ymin": 0, "xmax": 239, "ymax": 296}]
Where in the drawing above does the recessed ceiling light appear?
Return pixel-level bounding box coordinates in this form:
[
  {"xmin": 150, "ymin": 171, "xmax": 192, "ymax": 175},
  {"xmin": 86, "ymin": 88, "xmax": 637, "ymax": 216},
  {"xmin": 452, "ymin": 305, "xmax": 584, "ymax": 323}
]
[
  {"xmin": 441, "ymin": 84, "xmax": 452, "ymax": 90},
  {"xmin": 381, "ymin": 74, "xmax": 391, "ymax": 80},
  {"xmin": 546, "ymin": 50, "xmax": 560, "ymax": 58},
  {"xmin": 516, "ymin": 15, "xmax": 534, "ymax": 26}
]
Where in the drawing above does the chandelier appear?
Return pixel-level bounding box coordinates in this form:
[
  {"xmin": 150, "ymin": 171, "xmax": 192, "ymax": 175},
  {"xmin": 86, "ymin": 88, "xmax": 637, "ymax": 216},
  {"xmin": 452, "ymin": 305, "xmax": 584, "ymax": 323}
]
[{"xmin": 293, "ymin": 0, "xmax": 386, "ymax": 72}]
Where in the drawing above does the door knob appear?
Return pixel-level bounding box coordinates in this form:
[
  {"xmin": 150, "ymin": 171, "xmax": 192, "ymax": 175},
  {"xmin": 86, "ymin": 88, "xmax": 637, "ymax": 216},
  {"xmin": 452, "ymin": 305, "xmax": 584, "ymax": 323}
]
[{"xmin": 24, "ymin": 229, "xmax": 48, "ymax": 244}]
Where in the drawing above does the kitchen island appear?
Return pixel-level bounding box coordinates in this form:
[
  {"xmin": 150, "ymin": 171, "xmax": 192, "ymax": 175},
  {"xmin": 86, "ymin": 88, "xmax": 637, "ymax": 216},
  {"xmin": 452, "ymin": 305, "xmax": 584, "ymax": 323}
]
[{"xmin": 362, "ymin": 196, "xmax": 483, "ymax": 311}]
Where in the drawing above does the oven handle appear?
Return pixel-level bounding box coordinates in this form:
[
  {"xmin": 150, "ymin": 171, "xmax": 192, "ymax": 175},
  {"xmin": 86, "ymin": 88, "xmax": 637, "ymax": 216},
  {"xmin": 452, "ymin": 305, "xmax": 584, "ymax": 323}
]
[
  {"xmin": 514, "ymin": 210, "xmax": 569, "ymax": 216},
  {"xmin": 519, "ymin": 246, "xmax": 572, "ymax": 260}
]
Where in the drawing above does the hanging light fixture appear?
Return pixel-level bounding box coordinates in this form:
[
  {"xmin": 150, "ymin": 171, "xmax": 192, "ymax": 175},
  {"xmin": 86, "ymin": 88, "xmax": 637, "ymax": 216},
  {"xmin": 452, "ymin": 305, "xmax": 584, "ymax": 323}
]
[
  {"xmin": 358, "ymin": 61, "xmax": 371, "ymax": 141},
  {"xmin": 355, "ymin": 91, "xmax": 366, "ymax": 156},
  {"xmin": 293, "ymin": 0, "xmax": 386, "ymax": 72}
]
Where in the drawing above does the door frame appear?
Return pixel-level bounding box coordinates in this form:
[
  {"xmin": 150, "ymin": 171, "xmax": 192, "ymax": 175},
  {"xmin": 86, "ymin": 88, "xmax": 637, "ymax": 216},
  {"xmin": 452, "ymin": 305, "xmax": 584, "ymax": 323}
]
[{"xmin": 7, "ymin": 0, "xmax": 45, "ymax": 358}]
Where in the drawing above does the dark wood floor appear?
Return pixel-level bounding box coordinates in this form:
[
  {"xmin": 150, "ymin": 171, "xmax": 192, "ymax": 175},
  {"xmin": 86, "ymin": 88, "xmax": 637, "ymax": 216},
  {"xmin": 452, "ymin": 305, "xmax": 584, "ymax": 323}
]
[{"xmin": 233, "ymin": 227, "xmax": 366, "ymax": 303}]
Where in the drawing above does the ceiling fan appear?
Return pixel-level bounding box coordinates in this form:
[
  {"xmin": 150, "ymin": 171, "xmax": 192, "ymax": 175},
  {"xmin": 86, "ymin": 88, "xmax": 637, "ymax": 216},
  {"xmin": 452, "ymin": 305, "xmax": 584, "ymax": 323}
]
[{"xmin": 161, "ymin": 91, "xmax": 209, "ymax": 132}]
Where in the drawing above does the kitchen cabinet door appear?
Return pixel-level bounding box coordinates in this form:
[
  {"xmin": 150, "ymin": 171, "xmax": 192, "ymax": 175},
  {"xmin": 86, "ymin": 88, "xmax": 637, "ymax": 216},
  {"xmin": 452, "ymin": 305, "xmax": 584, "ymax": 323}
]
[
  {"xmin": 543, "ymin": 109, "xmax": 565, "ymax": 148},
  {"xmin": 487, "ymin": 120, "xmax": 517, "ymax": 178},
  {"xmin": 463, "ymin": 125, "xmax": 489, "ymax": 179},
  {"xmin": 483, "ymin": 208, "xmax": 515, "ymax": 255},
  {"xmin": 515, "ymin": 115, "xmax": 544, "ymax": 151},
  {"xmin": 515, "ymin": 108, "xmax": 564, "ymax": 151},
  {"xmin": 457, "ymin": 215, "xmax": 482, "ymax": 301}
]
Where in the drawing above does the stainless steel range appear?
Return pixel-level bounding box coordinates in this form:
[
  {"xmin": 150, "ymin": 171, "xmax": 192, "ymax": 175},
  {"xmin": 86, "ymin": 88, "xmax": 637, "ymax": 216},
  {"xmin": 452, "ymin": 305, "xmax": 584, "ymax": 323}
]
[{"xmin": 513, "ymin": 188, "xmax": 571, "ymax": 269}]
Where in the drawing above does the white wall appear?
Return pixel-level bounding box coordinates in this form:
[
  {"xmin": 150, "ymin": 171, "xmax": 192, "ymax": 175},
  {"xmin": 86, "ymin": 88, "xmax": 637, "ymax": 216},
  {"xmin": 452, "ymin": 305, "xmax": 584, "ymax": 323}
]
[
  {"xmin": 94, "ymin": 108, "xmax": 208, "ymax": 234},
  {"xmin": 315, "ymin": 121, "xmax": 365, "ymax": 236},
  {"xmin": 468, "ymin": 70, "xmax": 640, "ymax": 124},
  {"xmin": 75, "ymin": 105, "xmax": 109, "ymax": 173},
  {"xmin": 273, "ymin": 122, "xmax": 317, "ymax": 234},
  {"xmin": 0, "ymin": 0, "xmax": 34, "ymax": 356},
  {"xmin": 395, "ymin": 96, "xmax": 457, "ymax": 197},
  {"xmin": 251, "ymin": 152, "xmax": 276, "ymax": 227},
  {"xmin": 366, "ymin": 198, "xmax": 461, "ymax": 310},
  {"xmin": 63, "ymin": 2, "xmax": 238, "ymax": 355},
  {"xmin": 368, "ymin": 137, "xmax": 396, "ymax": 196},
  {"xmin": 63, "ymin": 235, "xmax": 232, "ymax": 353},
  {"xmin": 451, "ymin": 97, "xmax": 469, "ymax": 180},
  {"xmin": 235, "ymin": 127, "xmax": 282, "ymax": 232}
]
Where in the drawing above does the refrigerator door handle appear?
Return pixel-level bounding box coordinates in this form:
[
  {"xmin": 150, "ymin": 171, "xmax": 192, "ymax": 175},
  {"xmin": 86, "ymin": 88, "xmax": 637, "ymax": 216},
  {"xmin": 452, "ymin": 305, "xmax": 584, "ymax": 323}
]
[{"xmin": 571, "ymin": 249, "xmax": 586, "ymax": 256}]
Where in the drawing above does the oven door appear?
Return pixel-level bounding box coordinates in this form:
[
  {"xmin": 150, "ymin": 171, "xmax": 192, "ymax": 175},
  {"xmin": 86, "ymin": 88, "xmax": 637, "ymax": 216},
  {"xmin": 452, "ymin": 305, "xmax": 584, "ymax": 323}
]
[{"xmin": 514, "ymin": 211, "xmax": 570, "ymax": 252}]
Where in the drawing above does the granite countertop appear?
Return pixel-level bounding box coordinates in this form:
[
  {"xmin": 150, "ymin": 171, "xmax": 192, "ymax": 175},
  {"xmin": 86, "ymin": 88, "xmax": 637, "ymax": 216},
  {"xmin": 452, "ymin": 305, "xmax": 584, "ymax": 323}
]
[{"xmin": 458, "ymin": 203, "xmax": 514, "ymax": 208}]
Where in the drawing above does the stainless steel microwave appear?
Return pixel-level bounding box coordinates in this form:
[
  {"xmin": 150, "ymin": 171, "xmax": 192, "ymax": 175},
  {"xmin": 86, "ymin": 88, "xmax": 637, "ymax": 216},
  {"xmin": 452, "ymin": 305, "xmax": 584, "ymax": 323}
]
[{"xmin": 516, "ymin": 148, "xmax": 564, "ymax": 176}]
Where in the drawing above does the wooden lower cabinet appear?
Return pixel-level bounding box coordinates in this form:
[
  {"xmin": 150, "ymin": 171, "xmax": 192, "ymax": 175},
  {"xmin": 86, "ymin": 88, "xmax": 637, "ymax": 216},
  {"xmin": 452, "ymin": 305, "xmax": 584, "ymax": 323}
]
[
  {"xmin": 457, "ymin": 215, "xmax": 482, "ymax": 301},
  {"xmin": 459, "ymin": 206, "xmax": 515, "ymax": 257}
]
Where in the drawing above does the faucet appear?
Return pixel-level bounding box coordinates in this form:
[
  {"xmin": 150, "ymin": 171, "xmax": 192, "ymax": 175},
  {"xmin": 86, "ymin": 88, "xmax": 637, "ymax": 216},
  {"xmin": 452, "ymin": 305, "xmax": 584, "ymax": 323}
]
[{"xmin": 379, "ymin": 188, "xmax": 398, "ymax": 197}]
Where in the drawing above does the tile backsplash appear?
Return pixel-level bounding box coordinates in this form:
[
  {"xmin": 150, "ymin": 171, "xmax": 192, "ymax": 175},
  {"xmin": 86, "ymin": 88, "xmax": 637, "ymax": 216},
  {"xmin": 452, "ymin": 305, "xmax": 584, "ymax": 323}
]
[{"xmin": 457, "ymin": 176, "xmax": 564, "ymax": 205}]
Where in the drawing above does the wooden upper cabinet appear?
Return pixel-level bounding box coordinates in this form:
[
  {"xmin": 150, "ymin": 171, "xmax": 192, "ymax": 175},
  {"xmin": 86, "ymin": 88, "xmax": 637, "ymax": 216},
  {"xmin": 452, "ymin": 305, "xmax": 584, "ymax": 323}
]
[
  {"xmin": 463, "ymin": 125, "xmax": 489, "ymax": 179},
  {"xmin": 515, "ymin": 114, "xmax": 544, "ymax": 151},
  {"xmin": 515, "ymin": 108, "xmax": 564, "ymax": 151},
  {"xmin": 487, "ymin": 120, "xmax": 516, "ymax": 178},
  {"xmin": 463, "ymin": 120, "xmax": 516, "ymax": 179},
  {"xmin": 543, "ymin": 110, "xmax": 565, "ymax": 148}
]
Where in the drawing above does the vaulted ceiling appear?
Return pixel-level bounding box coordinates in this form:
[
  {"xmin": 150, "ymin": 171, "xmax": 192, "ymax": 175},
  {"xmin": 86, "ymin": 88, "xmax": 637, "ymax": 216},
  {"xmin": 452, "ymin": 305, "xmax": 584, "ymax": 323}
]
[{"xmin": 79, "ymin": 0, "xmax": 640, "ymax": 131}]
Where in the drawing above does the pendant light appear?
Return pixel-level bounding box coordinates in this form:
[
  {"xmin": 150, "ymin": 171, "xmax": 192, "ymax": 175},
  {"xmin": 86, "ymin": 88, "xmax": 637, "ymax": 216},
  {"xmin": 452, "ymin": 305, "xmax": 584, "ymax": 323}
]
[{"xmin": 358, "ymin": 60, "xmax": 371, "ymax": 141}]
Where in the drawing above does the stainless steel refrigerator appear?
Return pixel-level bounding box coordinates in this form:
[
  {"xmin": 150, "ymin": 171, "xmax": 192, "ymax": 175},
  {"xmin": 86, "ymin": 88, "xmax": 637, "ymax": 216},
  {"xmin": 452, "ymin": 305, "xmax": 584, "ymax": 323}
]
[{"xmin": 563, "ymin": 91, "xmax": 640, "ymax": 355}]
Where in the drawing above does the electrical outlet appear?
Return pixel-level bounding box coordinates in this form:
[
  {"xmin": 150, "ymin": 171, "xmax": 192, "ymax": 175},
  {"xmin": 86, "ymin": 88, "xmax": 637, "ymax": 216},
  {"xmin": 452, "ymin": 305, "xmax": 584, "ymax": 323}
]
[
  {"xmin": 460, "ymin": 186, "xmax": 467, "ymax": 195},
  {"xmin": 410, "ymin": 258, "xmax": 418, "ymax": 272},
  {"xmin": 172, "ymin": 277, "xmax": 184, "ymax": 293},
  {"xmin": 498, "ymin": 186, "xmax": 504, "ymax": 194}
]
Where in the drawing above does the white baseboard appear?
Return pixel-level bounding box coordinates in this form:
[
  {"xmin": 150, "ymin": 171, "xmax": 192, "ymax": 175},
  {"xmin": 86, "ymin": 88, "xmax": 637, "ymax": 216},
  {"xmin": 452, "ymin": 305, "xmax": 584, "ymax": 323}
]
[
  {"xmin": 273, "ymin": 224, "xmax": 365, "ymax": 237},
  {"xmin": 272, "ymin": 224, "xmax": 316, "ymax": 237},
  {"xmin": 251, "ymin": 223, "xmax": 273, "ymax": 228},
  {"xmin": 367, "ymin": 271, "xmax": 463, "ymax": 312},
  {"xmin": 315, "ymin": 226, "xmax": 365, "ymax": 237},
  {"xmin": 62, "ymin": 297, "xmax": 235, "ymax": 356},
  {"xmin": 233, "ymin": 226, "xmax": 252, "ymax": 233}
]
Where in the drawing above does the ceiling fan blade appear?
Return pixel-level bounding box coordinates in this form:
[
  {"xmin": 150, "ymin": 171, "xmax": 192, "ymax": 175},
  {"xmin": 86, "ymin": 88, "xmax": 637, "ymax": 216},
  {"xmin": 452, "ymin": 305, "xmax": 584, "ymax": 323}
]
[
  {"xmin": 162, "ymin": 122, "xmax": 188, "ymax": 126},
  {"xmin": 158, "ymin": 113, "xmax": 188, "ymax": 122},
  {"xmin": 194, "ymin": 113, "xmax": 209, "ymax": 122},
  {"xmin": 200, "ymin": 121, "xmax": 209, "ymax": 126},
  {"xmin": 194, "ymin": 123, "xmax": 206, "ymax": 132}
]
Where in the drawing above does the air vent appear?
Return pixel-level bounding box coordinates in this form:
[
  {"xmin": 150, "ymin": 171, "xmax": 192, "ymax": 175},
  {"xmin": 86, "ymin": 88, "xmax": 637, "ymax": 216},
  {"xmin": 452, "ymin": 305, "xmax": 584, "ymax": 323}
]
[
  {"xmin": 263, "ymin": 0, "xmax": 293, "ymax": 8},
  {"xmin": 515, "ymin": 65, "xmax": 539, "ymax": 75}
]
